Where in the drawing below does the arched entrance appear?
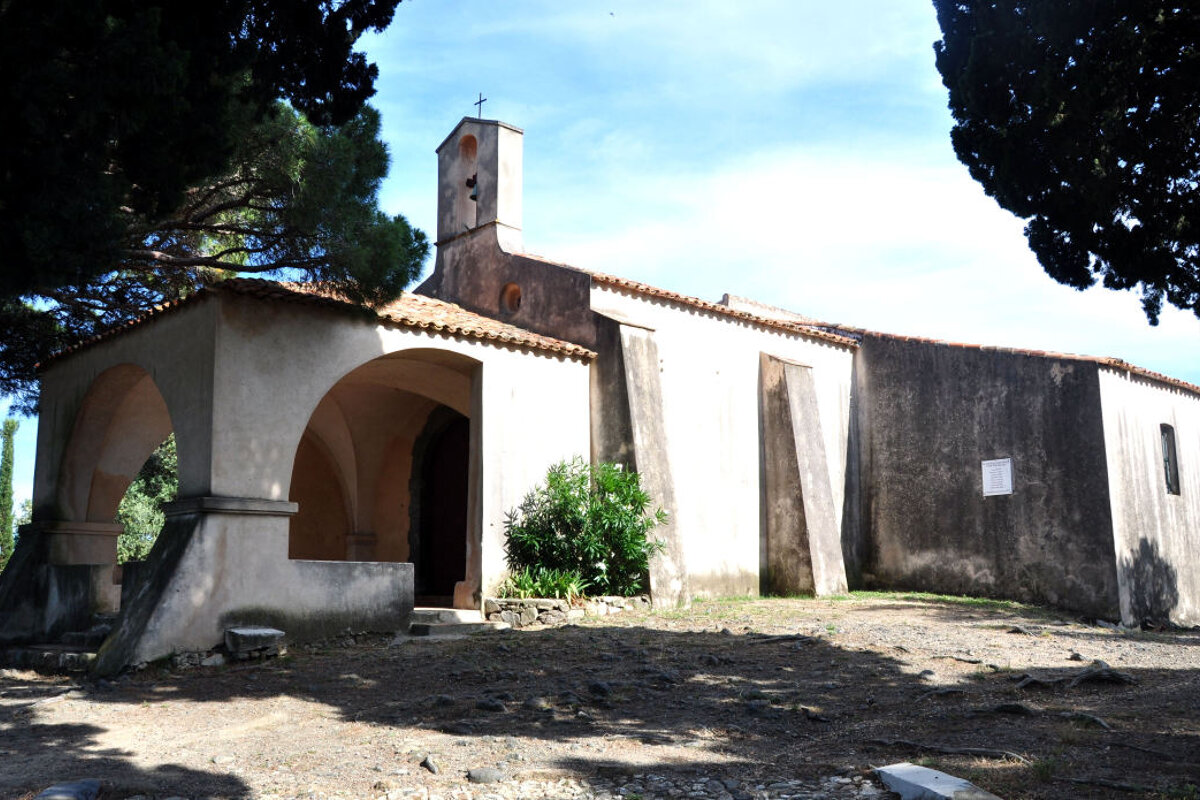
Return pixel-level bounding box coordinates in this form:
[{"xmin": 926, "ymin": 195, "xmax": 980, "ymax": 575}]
[
  {"xmin": 286, "ymin": 348, "xmax": 480, "ymax": 608},
  {"xmin": 411, "ymin": 411, "xmax": 470, "ymax": 604}
]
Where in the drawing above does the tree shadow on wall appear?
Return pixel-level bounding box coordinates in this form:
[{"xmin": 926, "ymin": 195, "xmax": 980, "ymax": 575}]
[{"xmin": 1119, "ymin": 538, "xmax": 1180, "ymax": 627}]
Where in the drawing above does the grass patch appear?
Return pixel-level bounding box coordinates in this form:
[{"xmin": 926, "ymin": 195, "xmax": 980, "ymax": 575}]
[{"xmin": 845, "ymin": 590, "xmax": 1050, "ymax": 615}]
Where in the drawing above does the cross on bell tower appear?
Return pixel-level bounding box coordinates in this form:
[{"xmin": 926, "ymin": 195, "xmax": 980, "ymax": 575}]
[{"xmin": 474, "ymin": 93, "xmax": 487, "ymax": 118}]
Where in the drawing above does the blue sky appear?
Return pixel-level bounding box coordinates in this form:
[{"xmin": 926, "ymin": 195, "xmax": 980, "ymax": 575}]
[{"xmin": 4, "ymin": 0, "xmax": 1198, "ymax": 508}]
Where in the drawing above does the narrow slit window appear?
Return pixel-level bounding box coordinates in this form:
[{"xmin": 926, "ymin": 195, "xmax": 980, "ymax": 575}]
[{"xmin": 1161, "ymin": 424, "xmax": 1181, "ymax": 496}]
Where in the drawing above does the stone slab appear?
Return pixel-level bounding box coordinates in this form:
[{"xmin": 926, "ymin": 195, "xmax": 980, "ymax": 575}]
[
  {"xmin": 224, "ymin": 626, "xmax": 285, "ymax": 654},
  {"xmin": 876, "ymin": 762, "xmax": 1003, "ymax": 800},
  {"xmin": 408, "ymin": 621, "xmax": 509, "ymax": 637}
]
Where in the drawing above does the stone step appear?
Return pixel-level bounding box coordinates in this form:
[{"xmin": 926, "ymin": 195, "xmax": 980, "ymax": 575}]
[
  {"xmin": 60, "ymin": 621, "xmax": 114, "ymax": 648},
  {"xmin": 409, "ymin": 607, "xmax": 485, "ymax": 625},
  {"xmin": 0, "ymin": 643, "xmax": 97, "ymax": 673},
  {"xmin": 407, "ymin": 620, "xmax": 510, "ymax": 637}
]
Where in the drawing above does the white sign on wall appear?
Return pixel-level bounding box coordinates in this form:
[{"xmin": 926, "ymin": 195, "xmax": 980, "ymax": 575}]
[{"xmin": 981, "ymin": 458, "xmax": 1013, "ymax": 497}]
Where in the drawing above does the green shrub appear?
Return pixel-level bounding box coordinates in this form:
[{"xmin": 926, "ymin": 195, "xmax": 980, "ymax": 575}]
[
  {"xmin": 503, "ymin": 458, "xmax": 666, "ymax": 597},
  {"xmin": 499, "ymin": 566, "xmax": 589, "ymax": 601}
]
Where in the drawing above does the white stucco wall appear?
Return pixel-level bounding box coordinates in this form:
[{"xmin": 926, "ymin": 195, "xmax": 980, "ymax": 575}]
[
  {"xmin": 474, "ymin": 347, "xmax": 592, "ymax": 598},
  {"xmin": 590, "ymin": 286, "xmax": 856, "ymax": 596},
  {"xmin": 210, "ymin": 294, "xmax": 591, "ymax": 601},
  {"xmin": 1099, "ymin": 368, "xmax": 1200, "ymax": 626},
  {"xmin": 35, "ymin": 299, "xmax": 220, "ymax": 519}
]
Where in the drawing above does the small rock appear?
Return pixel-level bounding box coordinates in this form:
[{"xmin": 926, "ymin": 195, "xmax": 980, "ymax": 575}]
[
  {"xmin": 523, "ymin": 695, "xmax": 552, "ymax": 711},
  {"xmin": 588, "ymin": 680, "xmax": 613, "ymax": 697},
  {"xmin": 1068, "ymin": 651, "xmax": 1084, "ymax": 661},
  {"xmin": 467, "ymin": 767, "xmax": 504, "ymax": 784},
  {"xmin": 201, "ymin": 652, "xmax": 226, "ymax": 667},
  {"xmin": 420, "ymin": 755, "xmax": 440, "ymax": 774},
  {"xmin": 34, "ymin": 780, "xmax": 102, "ymax": 800},
  {"xmin": 476, "ymin": 697, "xmax": 506, "ymax": 712}
]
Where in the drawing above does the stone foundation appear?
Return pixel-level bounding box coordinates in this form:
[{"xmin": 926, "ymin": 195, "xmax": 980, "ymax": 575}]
[{"xmin": 483, "ymin": 595, "xmax": 651, "ymax": 628}]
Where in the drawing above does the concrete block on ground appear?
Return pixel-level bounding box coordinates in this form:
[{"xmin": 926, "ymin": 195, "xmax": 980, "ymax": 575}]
[
  {"xmin": 34, "ymin": 779, "xmax": 102, "ymax": 800},
  {"xmin": 876, "ymin": 762, "xmax": 1003, "ymax": 800},
  {"xmin": 224, "ymin": 626, "xmax": 285, "ymax": 655}
]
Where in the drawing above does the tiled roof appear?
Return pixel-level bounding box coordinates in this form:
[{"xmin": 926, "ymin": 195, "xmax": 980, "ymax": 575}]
[
  {"xmin": 45, "ymin": 278, "xmax": 596, "ymax": 365},
  {"xmin": 864, "ymin": 330, "xmax": 1200, "ymax": 399},
  {"xmin": 513, "ymin": 252, "xmax": 860, "ymax": 349},
  {"xmin": 588, "ymin": 270, "xmax": 860, "ymax": 348}
]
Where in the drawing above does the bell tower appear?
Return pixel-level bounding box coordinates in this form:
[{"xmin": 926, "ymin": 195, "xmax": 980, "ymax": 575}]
[{"xmin": 435, "ymin": 117, "xmax": 523, "ymax": 253}]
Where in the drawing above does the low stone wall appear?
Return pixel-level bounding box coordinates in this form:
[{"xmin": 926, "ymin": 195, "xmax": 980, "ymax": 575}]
[{"xmin": 484, "ymin": 595, "xmax": 651, "ymax": 629}]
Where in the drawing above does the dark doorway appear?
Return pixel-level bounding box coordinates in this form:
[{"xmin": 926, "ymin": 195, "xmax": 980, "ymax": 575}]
[{"xmin": 413, "ymin": 413, "xmax": 469, "ymax": 604}]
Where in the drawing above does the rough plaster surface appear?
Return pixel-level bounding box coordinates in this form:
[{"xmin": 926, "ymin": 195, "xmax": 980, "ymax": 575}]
[
  {"xmin": 617, "ymin": 326, "xmax": 687, "ymax": 608},
  {"xmin": 97, "ymin": 501, "xmax": 414, "ymax": 674},
  {"xmin": 855, "ymin": 334, "xmax": 1120, "ymax": 617},
  {"xmin": 594, "ymin": 286, "xmax": 854, "ymax": 600},
  {"xmin": 760, "ymin": 355, "xmax": 847, "ymax": 596},
  {"xmin": 1099, "ymin": 369, "xmax": 1200, "ymax": 626}
]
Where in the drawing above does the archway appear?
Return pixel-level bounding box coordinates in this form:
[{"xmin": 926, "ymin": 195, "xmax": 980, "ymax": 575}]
[
  {"xmin": 286, "ymin": 349, "xmax": 480, "ymax": 608},
  {"xmin": 57, "ymin": 363, "xmax": 174, "ymax": 525}
]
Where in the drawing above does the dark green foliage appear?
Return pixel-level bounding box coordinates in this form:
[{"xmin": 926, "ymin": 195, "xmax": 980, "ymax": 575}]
[
  {"xmin": 499, "ymin": 567, "xmax": 590, "ymax": 601},
  {"xmin": 115, "ymin": 435, "xmax": 178, "ymax": 563},
  {"xmin": 0, "ymin": 103, "xmax": 428, "ymax": 412},
  {"xmin": 504, "ymin": 458, "xmax": 666, "ymax": 597},
  {"xmin": 933, "ymin": 2, "xmax": 1200, "ymax": 322},
  {"xmin": 0, "ymin": 0, "xmax": 402, "ymax": 298},
  {"xmin": 0, "ymin": 0, "xmax": 422, "ymax": 412},
  {"xmin": 0, "ymin": 418, "xmax": 16, "ymax": 569}
]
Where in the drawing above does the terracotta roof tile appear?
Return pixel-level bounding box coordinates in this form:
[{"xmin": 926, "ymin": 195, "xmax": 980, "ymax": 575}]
[
  {"xmin": 862, "ymin": 330, "xmax": 1200, "ymax": 399},
  {"xmin": 46, "ymin": 278, "xmax": 595, "ymax": 365},
  {"xmin": 510, "ymin": 253, "xmax": 860, "ymax": 349},
  {"xmin": 589, "ymin": 270, "xmax": 859, "ymax": 347}
]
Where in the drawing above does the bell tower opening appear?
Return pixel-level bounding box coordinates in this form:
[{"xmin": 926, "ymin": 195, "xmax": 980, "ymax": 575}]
[{"xmin": 435, "ymin": 118, "xmax": 523, "ymax": 251}]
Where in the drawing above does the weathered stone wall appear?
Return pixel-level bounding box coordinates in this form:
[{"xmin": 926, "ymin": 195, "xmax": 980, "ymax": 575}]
[
  {"xmin": 1098, "ymin": 369, "xmax": 1200, "ymax": 626},
  {"xmin": 854, "ymin": 335, "xmax": 1120, "ymax": 617}
]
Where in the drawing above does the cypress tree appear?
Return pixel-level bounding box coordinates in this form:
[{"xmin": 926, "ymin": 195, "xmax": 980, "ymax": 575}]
[{"xmin": 0, "ymin": 418, "xmax": 17, "ymax": 567}]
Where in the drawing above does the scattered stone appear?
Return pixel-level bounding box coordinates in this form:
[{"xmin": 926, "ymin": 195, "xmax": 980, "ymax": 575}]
[
  {"xmin": 476, "ymin": 696, "xmax": 506, "ymax": 712},
  {"xmin": 34, "ymin": 780, "xmax": 101, "ymax": 800},
  {"xmin": 1067, "ymin": 651, "xmax": 1084, "ymax": 661},
  {"xmin": 201, "ymin": 652, "xmax": 226, "ymax": 667},
  {"xmin": 420, "ymin": 755, "xmax": 440, "ymax": 774},
  {"xmin": 588, "ymin": 680, "xmax": 613, "ymax": 697},
  {"xmin": 466, "ymin": 767, "xmax": 504, "ymax": 784},
  {"xmin": 523, "ymin": 695, "xmax": 551, "ymax": 711}
]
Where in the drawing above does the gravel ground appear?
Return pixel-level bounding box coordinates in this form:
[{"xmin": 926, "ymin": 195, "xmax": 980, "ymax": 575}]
[{"xmin": 2, "ymin": 594, "xmax": 1198, "ymax": 800}]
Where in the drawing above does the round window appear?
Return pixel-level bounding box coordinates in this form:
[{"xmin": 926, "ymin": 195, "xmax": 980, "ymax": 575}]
[{"xmin": 500, "ymin": 282, "xmax": 522, "ymax": 313}]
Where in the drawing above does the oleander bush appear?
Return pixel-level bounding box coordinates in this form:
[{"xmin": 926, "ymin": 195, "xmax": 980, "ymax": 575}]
[{"xmin": 503, "ymin": 457, "xmax": 666, "ymax": 597}]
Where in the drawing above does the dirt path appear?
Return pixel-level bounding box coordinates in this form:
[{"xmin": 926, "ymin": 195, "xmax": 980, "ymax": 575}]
[{"xmin": 2, "ymin": 594, "xmax": 1198, "ymax": 800}]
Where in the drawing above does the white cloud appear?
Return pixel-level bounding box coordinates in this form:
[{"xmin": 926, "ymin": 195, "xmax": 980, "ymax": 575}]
[{"xmin": 534, "ymin": 143, "xmax": 1200, "ymax": 382}]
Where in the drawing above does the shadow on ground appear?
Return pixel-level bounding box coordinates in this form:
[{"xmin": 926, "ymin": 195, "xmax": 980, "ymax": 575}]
[
  {"xmin": 4, "ymin": 599, "xmax": 1200, "ymax": 799},
  {"xmin": 0, "ymin": 689, "xmax": 250, "ymax": 799}
]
